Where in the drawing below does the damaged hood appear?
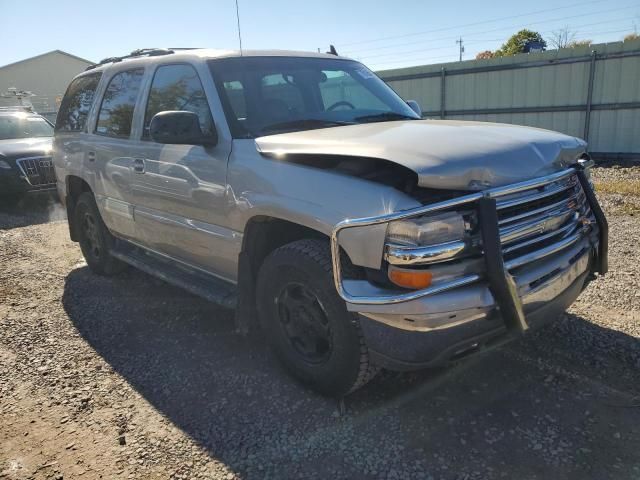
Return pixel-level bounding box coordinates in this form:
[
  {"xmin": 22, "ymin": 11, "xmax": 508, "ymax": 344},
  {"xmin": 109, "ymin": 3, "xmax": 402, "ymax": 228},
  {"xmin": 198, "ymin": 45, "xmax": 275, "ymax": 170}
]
[{"xmin": 255, "ymin": 120, "xmax": 587, "ymax": 190}]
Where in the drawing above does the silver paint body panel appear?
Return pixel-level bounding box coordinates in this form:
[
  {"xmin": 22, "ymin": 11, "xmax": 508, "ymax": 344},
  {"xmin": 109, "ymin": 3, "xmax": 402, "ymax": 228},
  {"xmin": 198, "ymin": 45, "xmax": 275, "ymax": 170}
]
[{"xmin": 53, "ymin": 49, "xmax": 591, "ymax": 314}]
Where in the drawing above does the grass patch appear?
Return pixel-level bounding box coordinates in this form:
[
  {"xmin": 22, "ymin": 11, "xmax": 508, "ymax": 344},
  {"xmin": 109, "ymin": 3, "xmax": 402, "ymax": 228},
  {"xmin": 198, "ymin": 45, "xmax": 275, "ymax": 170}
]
[{"xmin": 594, "ymin": 179, "xmax": 640, "ymax": 196}]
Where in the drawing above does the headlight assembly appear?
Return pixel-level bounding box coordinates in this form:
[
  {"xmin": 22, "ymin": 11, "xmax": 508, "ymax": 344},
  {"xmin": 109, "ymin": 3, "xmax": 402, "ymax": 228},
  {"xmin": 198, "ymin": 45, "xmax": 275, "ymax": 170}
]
[{"xmin": 385, "ymin": 211, "xmax": 467, "ymax": 247}]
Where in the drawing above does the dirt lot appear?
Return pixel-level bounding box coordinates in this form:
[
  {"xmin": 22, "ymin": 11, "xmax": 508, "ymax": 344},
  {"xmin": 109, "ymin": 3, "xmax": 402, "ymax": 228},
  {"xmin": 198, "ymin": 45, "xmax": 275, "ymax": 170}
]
[{"xmin": 1, "ymin": 166, "xmax": 640, "ymax": 480}]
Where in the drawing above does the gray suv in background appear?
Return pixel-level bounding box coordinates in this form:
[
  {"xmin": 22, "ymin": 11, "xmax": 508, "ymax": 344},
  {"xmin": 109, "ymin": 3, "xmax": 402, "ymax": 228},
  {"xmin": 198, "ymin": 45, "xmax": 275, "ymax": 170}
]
[{"xmin": 53, "ymin": 48, "xmax": 607, "ymax": 396}]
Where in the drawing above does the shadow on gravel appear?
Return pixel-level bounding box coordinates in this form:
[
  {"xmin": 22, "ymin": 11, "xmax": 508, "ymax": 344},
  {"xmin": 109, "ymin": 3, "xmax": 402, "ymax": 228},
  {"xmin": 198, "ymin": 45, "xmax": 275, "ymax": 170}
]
[
  {"xmin": 0, "ymin": 194, "xmax": 64, "ymax": 230},
  {"xmin": 62, "ymin": 265, "xmax": 640, "ymax": 479}
]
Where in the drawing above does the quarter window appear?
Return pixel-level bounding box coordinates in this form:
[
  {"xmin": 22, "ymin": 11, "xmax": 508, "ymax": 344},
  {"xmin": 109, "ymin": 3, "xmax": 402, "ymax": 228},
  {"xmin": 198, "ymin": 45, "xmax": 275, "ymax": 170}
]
[
  {"xmin": 95, "ymin": 69, "xmax": 144, "ymax": 138},
  {"xmin": 143, "ymin": 64, "xmax": 214, "ymax": 139},
  {"xmin": 55, "ymin": 73, "xmax": 102, "ymax": 132}
]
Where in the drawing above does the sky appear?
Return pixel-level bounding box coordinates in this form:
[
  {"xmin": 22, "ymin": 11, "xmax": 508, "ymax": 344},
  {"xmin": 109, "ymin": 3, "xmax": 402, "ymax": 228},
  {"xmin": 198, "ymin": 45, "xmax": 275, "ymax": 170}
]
[{"xmin": 1, "ymin": 0, "xmax": 638, "ymax": 71}]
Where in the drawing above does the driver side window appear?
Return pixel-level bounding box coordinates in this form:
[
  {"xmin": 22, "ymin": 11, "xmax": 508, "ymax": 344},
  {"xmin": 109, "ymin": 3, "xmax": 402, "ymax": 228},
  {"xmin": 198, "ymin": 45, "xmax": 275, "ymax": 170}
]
[
  {"xmin": 319, "ymin": 70, "xmax": 387, "ymax": 111},
  {"xmin": 143, "ymin": 64, "xmax": 214, "ymax": 140}
]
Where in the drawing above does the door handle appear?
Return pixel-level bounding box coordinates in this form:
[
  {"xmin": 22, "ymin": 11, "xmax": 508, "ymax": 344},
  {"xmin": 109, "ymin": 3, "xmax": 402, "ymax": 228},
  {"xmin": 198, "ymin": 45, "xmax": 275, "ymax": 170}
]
[
  {"xmin": 132, "ymin": 158, "xmax": 145, "ymax": 174},
  {"xmin": 87, "ymin": 151, "xmax": 96, "ymax": 162}
]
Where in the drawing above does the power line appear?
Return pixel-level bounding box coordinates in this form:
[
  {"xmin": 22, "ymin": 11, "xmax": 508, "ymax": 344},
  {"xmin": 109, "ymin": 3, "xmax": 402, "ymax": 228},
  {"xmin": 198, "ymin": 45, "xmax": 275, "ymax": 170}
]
[
  {"xmin": 569, "ymin": 26, "xmax": 638, "ymax": 37},
  {"xmin": 344, "ymin": 4, "xmax": 638, "ymax": 57},
  {"xmin": 464, "ymin": 16, "xmax": 637, "ymax": 42},
  {"xmin": 370, "ymin": 26, "xmax": 636, "ymax": 69},
  {"xmin": 374, "ymin": 52, "xmax": 465, "ymax": 70},
  {"xmin": 338, "ymin": 0, "xmax": 603, "ymax": 47},
  {"xmin": 348, "ymin": 8, "xmax": 637, "ymax": 61}
]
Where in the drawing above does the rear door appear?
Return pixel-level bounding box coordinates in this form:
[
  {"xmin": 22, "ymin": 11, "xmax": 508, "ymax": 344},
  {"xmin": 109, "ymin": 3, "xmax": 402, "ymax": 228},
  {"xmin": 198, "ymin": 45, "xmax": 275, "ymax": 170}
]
[
  {"xmin": 126, "ymin": 63, "xmax": 235, "ymax": 280},
  {"xmin": 53, "ymin": 72, "xmax": 102, "ymax": 202},
  {"xmin": 89, "ymin": 68, "xmax": 145, "ymax": 240}
]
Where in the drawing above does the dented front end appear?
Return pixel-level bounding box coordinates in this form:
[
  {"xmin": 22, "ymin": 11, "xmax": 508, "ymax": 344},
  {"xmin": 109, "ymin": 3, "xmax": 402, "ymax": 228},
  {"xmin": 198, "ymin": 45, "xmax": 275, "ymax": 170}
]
[{"xmin": 330, "ymin": 160, "xmax": 607, "ymax": 370}]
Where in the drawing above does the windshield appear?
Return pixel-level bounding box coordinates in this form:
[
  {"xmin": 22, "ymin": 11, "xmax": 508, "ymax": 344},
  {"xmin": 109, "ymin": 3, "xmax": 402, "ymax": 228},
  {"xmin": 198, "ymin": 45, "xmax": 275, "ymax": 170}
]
[
  {"xmin": 208, "ymin": 57, "xmax": 420, "ymax": 138},
  {"xmin": 0, "ymin": 114, "xmax": 53, "ymax": 140}
]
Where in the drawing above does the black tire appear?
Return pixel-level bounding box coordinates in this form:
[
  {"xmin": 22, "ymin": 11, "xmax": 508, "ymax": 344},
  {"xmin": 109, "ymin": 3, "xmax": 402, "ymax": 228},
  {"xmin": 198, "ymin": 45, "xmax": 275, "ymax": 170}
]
[
  {"xmin": 74, "ymin": 192, "xmax": 126, "ymax": 276},
  {"xmin": 256, "ymin": 239, "xmax": 379, "ymax": 396}
]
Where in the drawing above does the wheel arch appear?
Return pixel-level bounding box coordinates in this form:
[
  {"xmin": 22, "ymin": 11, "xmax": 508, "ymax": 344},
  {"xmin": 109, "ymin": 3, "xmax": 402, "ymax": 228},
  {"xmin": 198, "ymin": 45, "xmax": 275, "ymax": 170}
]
[
  {"xmin": 65, "ymin": 175, "xmax": 93, "ymax": 242},
  {"xmin": 235, "ymin": 215, "xmax": 345, "ymax": 334},
  {"xmin": 241, "ymin": 215, "xmax": 328, "ymax": 279}
]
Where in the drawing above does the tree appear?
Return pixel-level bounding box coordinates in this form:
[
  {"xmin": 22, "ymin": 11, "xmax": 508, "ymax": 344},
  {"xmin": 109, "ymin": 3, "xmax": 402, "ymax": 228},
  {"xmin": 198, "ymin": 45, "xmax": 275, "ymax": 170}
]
[
  {"xmin": 475, "ymin": 50, "xmax": 494, "ymax": 60},
  {"xmin": 549, "ymin": 26, "xmax": 576, "ymax": 49},
  {"xmin": 566, "ymin": 39, "xmax": 592, "ymax": 48},
  {"xmin": 624, "ymin": 33, "xmax": 640, "ymax": 42},
  {"xmin": 495, "ymin": 29, "xmax": 547, "ymax": 57}
]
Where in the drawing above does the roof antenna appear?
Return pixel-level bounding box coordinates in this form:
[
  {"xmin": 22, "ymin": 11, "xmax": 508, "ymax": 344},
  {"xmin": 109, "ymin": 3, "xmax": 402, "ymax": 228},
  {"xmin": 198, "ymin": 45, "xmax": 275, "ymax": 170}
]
[
  {"xmin": 235, "ymin": 0, "xmax": 243, "ymax": 55},
  {"xmin": 327, "ymin": 45, "xmax": 338, "ymax": 56}
]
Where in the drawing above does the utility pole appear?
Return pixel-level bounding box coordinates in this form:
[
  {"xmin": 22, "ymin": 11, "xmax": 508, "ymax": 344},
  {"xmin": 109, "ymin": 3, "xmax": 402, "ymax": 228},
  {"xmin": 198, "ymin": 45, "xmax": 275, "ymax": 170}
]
[{"xmin": 456, "ymin": 37, "xmax": 464, "ymax": 62}]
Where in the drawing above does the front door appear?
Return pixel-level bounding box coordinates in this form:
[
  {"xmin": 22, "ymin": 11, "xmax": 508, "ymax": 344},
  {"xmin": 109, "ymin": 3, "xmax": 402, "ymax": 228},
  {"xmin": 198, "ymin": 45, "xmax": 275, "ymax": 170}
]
[{"xmin": 127, "ymin": 63, "xmax": 236, "ymax": 280}]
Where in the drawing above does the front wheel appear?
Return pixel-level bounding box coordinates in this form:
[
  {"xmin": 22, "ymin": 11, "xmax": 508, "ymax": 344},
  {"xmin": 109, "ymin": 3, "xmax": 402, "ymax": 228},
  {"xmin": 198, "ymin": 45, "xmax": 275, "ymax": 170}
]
[
  {"xmin": 256, "ymin": 239, "xmax": 379, "ymax": 396},
  {"xmin": 74, "ymin": 192, "xmax": 126, "ymax": 276}
]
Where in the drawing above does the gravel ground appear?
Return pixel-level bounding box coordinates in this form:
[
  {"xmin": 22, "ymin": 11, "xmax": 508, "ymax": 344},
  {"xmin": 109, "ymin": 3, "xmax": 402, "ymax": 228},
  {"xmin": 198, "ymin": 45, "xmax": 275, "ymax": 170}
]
[{"xmin": 1, "ymin": 167, "xmax": 640, "ymax": 480}]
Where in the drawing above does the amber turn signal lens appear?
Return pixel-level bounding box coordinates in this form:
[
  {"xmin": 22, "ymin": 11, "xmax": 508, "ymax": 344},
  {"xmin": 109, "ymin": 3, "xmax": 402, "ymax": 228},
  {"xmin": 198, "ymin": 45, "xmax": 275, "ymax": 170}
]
[{"xmin": 388, "ymin": 269, "xmax": 433, "ymax": 289}]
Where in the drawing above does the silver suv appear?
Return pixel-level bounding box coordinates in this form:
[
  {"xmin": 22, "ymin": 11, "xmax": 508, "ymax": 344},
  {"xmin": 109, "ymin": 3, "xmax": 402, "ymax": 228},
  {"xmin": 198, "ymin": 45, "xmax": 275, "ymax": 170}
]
[{"xmin": 53, "ymin": 48, "xmax": 608, "ymax": 396}]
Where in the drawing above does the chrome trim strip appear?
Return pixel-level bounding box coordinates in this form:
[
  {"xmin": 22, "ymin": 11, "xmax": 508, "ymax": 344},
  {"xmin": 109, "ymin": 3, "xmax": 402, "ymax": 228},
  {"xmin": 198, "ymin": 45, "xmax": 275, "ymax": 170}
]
[
  {"xmin": 502, "ymin": 219, "xmax": 583, "ymax": 255},
  {"xmin": 497, "ymin": 188, "xmax": 584, "ymax": 226},
  {"xmin": 331, "ymin": 167, "xmax": 581, "ymax": 305},
  {"xmin": 487, "ymin": 169, "xmax": 575, "ymax": 198},
  {"xmin": 495, "ymin": 176, "xmax": 576, "ymax": 210},
  {"xmin": 336, "ymin": 274, "xmax": 482, "ymax": 306},
  {"xmin": 384, "ymin": 240, "xmax": 467, "ymax": 266},
  {"xmin": 505, "ymin": 227, "xmax": 589, "ymax": 270},
  {"xmin": 499, "ymin": 208, "xmax": 578, "ymax": 245}
]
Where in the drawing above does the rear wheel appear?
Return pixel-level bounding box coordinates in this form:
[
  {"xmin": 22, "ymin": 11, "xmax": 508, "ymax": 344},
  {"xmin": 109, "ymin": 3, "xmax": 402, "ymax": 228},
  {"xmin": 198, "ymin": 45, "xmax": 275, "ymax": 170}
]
[
  {"xmin": 74, "ymin": 192, "xmax": 126, "ymax": 275},
  {"xmin": 256, "ymin": 239, "xmax": 379, "ymax": 396}
]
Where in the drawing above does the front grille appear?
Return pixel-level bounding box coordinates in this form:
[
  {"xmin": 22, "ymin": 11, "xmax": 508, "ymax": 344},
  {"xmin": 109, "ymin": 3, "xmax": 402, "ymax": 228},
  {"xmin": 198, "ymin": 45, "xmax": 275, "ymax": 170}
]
[
  {"xmin": 16, "ymin": 156, "xmax": 56, "ymax": 188},
  {"xmin": 494, "ymin": 173, "xmax": 594, "ymax": 269}
]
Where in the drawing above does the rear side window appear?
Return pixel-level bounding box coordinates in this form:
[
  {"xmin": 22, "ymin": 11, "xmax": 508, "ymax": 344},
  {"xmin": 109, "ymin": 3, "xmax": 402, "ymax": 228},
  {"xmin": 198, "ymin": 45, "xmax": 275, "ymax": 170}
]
[
  {"xmin": 143, "ymin": 64, "xmax": 214, "ymax": 139},
  {"xmin": 55, "ymin": 73, "xmax": 102, "ymax": 132},
  {"xmin": 96, "ymin": 69, "xmax": 144, "ymax": 138}
]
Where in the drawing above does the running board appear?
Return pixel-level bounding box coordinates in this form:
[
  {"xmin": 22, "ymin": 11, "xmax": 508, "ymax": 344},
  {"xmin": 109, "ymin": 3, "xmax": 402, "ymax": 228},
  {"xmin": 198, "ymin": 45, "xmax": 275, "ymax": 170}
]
[{"xmin": 110, "ymin": 240, "xmax": 237, "ymax": 309}]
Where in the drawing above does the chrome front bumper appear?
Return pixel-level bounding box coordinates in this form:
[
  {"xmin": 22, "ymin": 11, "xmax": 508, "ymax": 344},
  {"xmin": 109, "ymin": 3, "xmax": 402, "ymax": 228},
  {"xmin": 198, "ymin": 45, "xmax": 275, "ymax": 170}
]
[
  {"xmin": 350, "ymin": 234, "xmax": 594, "ymax": 331},
  {"xmin": 330, "ymin": 164, "xmax": 608, "ymax": 335}
]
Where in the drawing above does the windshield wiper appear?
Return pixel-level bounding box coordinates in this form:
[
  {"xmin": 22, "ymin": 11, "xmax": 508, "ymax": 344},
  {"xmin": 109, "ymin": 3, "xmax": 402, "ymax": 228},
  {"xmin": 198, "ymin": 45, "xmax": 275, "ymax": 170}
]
[
  {"xmin": 355, "ymin": 112, "xmax": 418, "ymax": 123},
  {"xmin": 258, "ymin": 119, "xmax": 354, "ymax": 135}
]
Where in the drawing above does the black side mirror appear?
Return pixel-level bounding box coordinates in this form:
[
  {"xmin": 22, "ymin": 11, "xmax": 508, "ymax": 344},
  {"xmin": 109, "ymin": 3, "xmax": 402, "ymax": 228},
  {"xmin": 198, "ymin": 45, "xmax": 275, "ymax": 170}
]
[{"xmin": 150, "ymin": 111, "xmax": 217, "ymax": 146}]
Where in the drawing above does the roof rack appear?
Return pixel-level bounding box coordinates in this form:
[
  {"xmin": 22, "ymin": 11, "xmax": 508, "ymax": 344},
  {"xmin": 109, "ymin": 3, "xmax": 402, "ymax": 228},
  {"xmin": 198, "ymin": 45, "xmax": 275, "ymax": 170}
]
[{"xmin": 85, "ymin": 48, "xmax": 175, "ymax": 70}]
